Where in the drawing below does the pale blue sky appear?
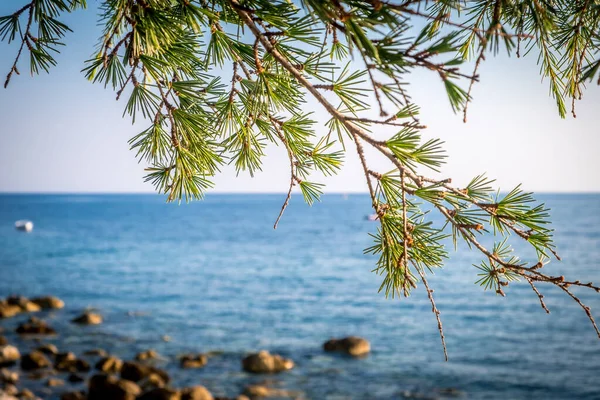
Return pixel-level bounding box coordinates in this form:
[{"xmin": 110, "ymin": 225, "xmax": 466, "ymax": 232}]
[{"xmin": 0, "ymin": 2, "xmax": 599, "ymax": 194}]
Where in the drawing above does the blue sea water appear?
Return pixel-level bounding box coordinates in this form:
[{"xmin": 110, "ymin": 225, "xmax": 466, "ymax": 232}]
[{"xmin": 0, "ymin": 193, "xmax": 599, "ymax": 400}]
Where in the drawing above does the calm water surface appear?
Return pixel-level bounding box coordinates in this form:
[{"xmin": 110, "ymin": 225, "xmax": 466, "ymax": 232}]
[{"xmin": 1, "ymin": 194, "xmax": 599, "ymax": 399}]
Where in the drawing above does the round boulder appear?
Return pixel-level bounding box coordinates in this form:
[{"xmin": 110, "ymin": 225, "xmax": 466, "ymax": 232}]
[
  {"xmin": 181, "ymin": 386, "xmax": 213, "ymax": 400},
  {"xmin": 0, "ymin": 368, "xmax": 19, "ymax": 384},
  {"xmin": 88, "ymin": 374, "xmax": 141, "ymax": 400},
  {"xmin": 0, "ymin": 303, "xmax": 21, "ymax": 319},
  {"xmin": 54, "ymin": 352, "xmax": 90, "ymax": 373},
  {"xmin": 95, "ymin": 356, "xmax": 123, "ymax": 373},
  {"xmin": 138, "ymin": 388, "xmax": 181, "ymax": 400},
  {"xmin": 241, "ymin": 351, "xmax": 294, "ymax": 374},
  {"xmin": 135, "ymin": 349, "xmax": 159, "ymax": 361},
  {"xmin": 0, "ymin": 345, "xmax": 20, "ymax": 367},
  {"xmin": 323, "ymin": 336, "xmax": 370, "ymax": 357},
  {"xmin": 120, "ymin": 361, "xmax": 170, "ymax": 384}
]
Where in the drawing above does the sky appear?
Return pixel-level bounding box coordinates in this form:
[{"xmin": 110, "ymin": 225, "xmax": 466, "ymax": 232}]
[{"xmin": 0, "ymin": 2, "xmax": 599, "ymax": 194}]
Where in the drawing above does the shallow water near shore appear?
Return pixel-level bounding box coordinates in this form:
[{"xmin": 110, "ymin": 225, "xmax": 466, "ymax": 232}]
[{"xmin": 1, "ymin": 193, "xmax": 600, "ymax": 399}]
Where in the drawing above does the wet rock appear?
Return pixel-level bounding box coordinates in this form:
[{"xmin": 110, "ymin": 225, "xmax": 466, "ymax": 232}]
[
  {"xmin": 67, "ymin": 373, "xmax": 85, "ymax": 383},
  {"xmin": 2, "ymin": 384, "xmax": 18, "ymax": 396},
  {"xmin": 181, "ymin": 386, "xmax": 213, "ymax": 400},
  {"xmin": 0, "ymin": 304, "xmax": 21, "ymax": 319},
  {"xmin": 180, "ymin": 354, "xmax": 207, "ymax": 369},
  {"xmin": 0, "ymin": 391, "xmax": 19, "ymax": 400},
  {"xmin": 242, "ymin": 385, "xmax": 297, "ymax": 399},
  {"xmin": 323, "ymin": 336, "xmax": 370, "ymax": 357},
  {"xmin": 30, "ymin": 297, "xmax": 64, "ymax": 310},
  {"xmin": 6, "ymin": 296, "xmax": 41, "ymax": 313},
  {"xmin": 71, "ymin": 312, "xmax": 103, "ymax": 325},
  {"xmin": 241, "ymin": 351, "xmax": 294, "ymax": 374},
  {"xmin": 0, "ymin": 368, "xmax": 18, "ymax": 384},
  {"xmin": 95, "ymin": 356, "xmax": 123, "ymax": 373},
  {"xmin": 21, "ymin": 351, "xmax": 51, "ymax": 371},
  {"xmin": 36, "ymin": 344, "xmax": 59, "ymax": 356},
  {"xmin": 16, "ymin": 318, "xmax": 56, "ymax": 335},
  {"xmin": 54, "ymin": 352, "xmax": 90, "ymax": 373},
  {"xmin": 135, "ymin": 350, "xmax": 159, "ymax": 361},
  {"xmin": 88, "ymin": 374, "xmax": 141, "ymax": 400},
  {"xmin": 0, "ymin": 345, "xmax": 20, "ymax": 367},
  {"xmin": 139, "ymin": 373, "xmax": 167, "ymax": 391},
  {"xmin": 60, "ymin": 391, "xmax": 86, "ymax": 400},
  {"xmin": 138, "ymin": 388, "xmax": 180, "ymax": 400},
  {"xmin": 17, "ymin": 388, "xmax": 36, "ymax": 399},
  {"xmin": 0, "ymin": 337, "xmax": 7, "ymax": 346},
  {"xmin": 120, "ymin": 362, "xmax": 170, "ymax": 384},
  {"xmin": 84, "ymin": 349, "xmax": 107, "ymax": 357},
  {"xmin": 47, "ymin": 378, "xmax": 65, "ymax": 387}
]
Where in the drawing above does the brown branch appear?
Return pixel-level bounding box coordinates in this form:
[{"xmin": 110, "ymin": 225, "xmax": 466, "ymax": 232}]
[
  {"xmin": 526, "ymin": 277, "xmax": 550, "ymax": 313},
  {"xmin": 4, "ymin": 2, "xmax": 34, "ymax": 88},
  {"xmin": 415, "ymin": 264, "xmax": 448, "ymax": 361}
]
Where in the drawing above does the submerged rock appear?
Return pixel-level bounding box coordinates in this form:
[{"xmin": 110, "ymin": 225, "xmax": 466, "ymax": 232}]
[
  {"xmin": 241, "ymin": 351, "xmax": 294, "ymax": 374},
  {"xmin": 181, "ymin": 386, "xmax": 213, "ymax": 400},
  {"xmin": 21, "ymin": 351, "xmax": 51, "ymax": 371},
  {"xmin": 135, "ymin": 349, "xmax": 159, "ymax": 361},
  {"xmin": 71, "ymin": 312, "xmax": 103, "ymax": 325},
  {"xmin": 16, "ymin": 317, "xmax": 56, "ymax": 335},
  {"xmin": 0, "ymin": 345, "xmax": 20, "ymax": 367},
  {"xmin": 54, "ymin": 352, "xmax": 90, "ymax": 373},
  {"xmin": 180, "ymin": 354, "xmax": 207, "ymax": 369},
  {"xmin": 30, "ymin": 296, "xmax": 64, "ymax": 310},
  {"xmin": 323, "ymin": 336, "xmax": 370, "ymax": 357},
  {"xmin": 88, "ymin": 374, "xmax": 141, "ymax": 400},
  {"xmin": 84, "ymin": 349, "xmax": 107, "ymax": 357},
  {"xmin": 95, "ymin": 356, "xmax": 123, "ymax": 373}
]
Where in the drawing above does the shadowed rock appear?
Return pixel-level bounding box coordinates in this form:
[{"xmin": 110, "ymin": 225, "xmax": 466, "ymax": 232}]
[
  {"xmin": 71, "ymin": 312, "xmax": 103, "ymax": 325},
  {"xmin": 54, "ymin": 352, "xmax": 90, "ymax": 373},
  {"xmin": 21, "ymin": 351, "xmax": 51, "ymax": 371},
  {"xmin": 120, "ymin": 361, "xmax": 170, "ymax": 384},
  {"xmin": 323, "ymin": 336, "xmax": 370, "ymax": 357},
  {"xmin": 61, "ymin": 391, "xmax": 86, "ymax": 400},
  {"xmin": 16, "ymin": 317, "xmax": 56, "ymax": 335},
  {"xmin": 241, "ymin": 351, "xmax": 294, "ymax": 374},
  {"xmin": 0, "ymin": 368, "xmax": 19, "ymax": 384},
  {"xmin": 37, "ymin": 344, "xmax": 59, "ymax": 356},
  {"xmin": 88, "ymin": 374, "xmax": 141, "ymax": 400},
  {"xmin": 30, "ymin": 296, "xmax": 64, "ymax": 310},
  {"xmin": 138, "ymin": 388, "xmax": 181, "ymax": 400}
]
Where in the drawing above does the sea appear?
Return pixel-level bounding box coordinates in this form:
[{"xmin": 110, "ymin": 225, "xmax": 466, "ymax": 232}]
[{"xmin": 1, "ymin": 193, "xmax": 599, "ymax": 400}]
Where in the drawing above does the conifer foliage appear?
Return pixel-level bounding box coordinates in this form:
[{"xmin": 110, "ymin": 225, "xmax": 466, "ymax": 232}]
[{"xmin": 3, "ymin": 0, "xmax": 600, "ymax": 358}]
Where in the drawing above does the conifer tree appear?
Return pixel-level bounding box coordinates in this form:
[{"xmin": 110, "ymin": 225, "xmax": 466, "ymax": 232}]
[{"xmin": 3, "ymin": 0, "xmax": 600, "ymax": 358}]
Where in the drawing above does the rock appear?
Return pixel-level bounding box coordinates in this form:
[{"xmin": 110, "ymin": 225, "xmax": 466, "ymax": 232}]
[
  {"xmin": 55, "ymin": 352, "xmax": 90, "ymax": 373},
  {"xmin": 16, "ymin": 317, "xmax": 56, "ymax": 335},
  {"xmin": 120, "ymin": 362, "xmax": 170, "ymax": 384},
  {"xmin": 0, "ymin": 368, "xmax": 19, "ymax": 384},
  {"xmin": 241, "ymin": 385, "xmax": 297, "ymax": 399},
  {"xmin": 6, "ymin": 296, "xmax": 41, "ymax": 313},
  {"xmin": 241, "ymin": 351, "xmax": 294, "ymax": 374},
  {"xmin": 3, "ymin": 384, "xmax": 18, "ymax": 396},
  {"xmin": 0, "ymin": 391, "xmax": 19, "ymax": 400},
  {"xmin": 135, "ymin": 349, "xmax": 158, "ymax": 361},
  {"xmin": 180, "ymin": 354, "xmax": 207, "ymax": 369},
  {"xmin": 17, "ymin": 388, "xmax": 36, "ymax": 399},
  {"xmin": 37, "ymin": 344, "xmax": 59, "ymax": 356},
  {"xmin": 0, "ymin": 304, "xmax": 21, "ymax": 319},
  {"xmin": 21, "ymin": 351, "xmax": 51, "ymax": 370},
  {"xmin": 139, "ymin": 373, "xmax": 167, "ymax": 391},
  {"xmin": 84, "ymin": 349, "xmax": 107, "ymax": 357},
  {"xmin": 47, "ymin": 378, "xmax": 65, "ymax": 387},
  {"xmin": 323, "ymin": 336, "xmax": 370, "ymax": 357},
  {"xmin": 61, "ymin": 391, "xmax": 86, "ymax": 400},
  {"xmin": 0, "ymin": 337, "xmax": 7, "ymax": 346},
  {"xmin": 95, "ymin": 356, "xmax": 123, "ymax": 373},
  {"xmin": 0, "ymin": 346, "xmax": 20, "ymax": 367},
  {"xmin": 67, "ymin": 373, "xmax": 85, "ymax": 383},
  {"xmin": 181, "ymin": 386, "xmax": 213, "ymax": 400},
  {"xmin": 27, "ymin": 369, "xmax": 56, "ymax": 380},
  {"xmin": 138, "ymin": 388, "xmax": 181, "ymax": 400},
  {"xmin": 438, "ymin": 388, "xmax": 464, "ymax": 397},
  {"xmin": 30, "ymin": 297, "xmax": 64, "ymax": 310},
  {"xmin": 88, "ymin": 374, "xmax": 141, "ymax": 400},
  {"xmin": 71, "ymin": 312, "xmax": 103, "ymax": 325}
]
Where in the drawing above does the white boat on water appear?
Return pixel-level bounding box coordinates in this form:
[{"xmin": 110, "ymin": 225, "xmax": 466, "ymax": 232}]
[{"xmin": 15, "ymin": 220, "xmax": 34, "ymax": 232}]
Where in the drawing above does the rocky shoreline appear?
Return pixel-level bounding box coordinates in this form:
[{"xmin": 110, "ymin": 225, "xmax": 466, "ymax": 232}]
[{"xmin": 1, "ymin": 296, "xmax": 371, "ymax": 400}]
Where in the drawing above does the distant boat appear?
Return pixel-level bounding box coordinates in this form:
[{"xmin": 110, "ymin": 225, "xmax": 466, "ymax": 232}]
[
  {"xmin": 15, "ymin": 220, "xmax": 33, "ymax": 232},
  {"xmin": 366, "ymin": 214, "xmax": 378, "ymax": 221}
]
